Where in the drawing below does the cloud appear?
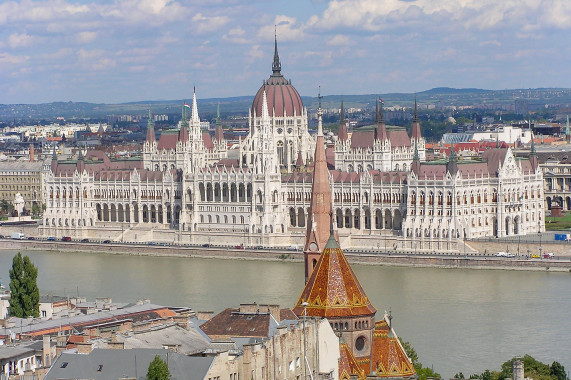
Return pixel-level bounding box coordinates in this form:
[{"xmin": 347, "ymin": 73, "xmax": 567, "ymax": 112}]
[
  {"xmin": 0, "ymin": 52, "xmax": 30, "ymax": 65},
  {"xmin": 223, "ymin": 27, "xmax": 251, "ymax": 44},
  {"xmin": 307, "ymin": 0, "xmax": 571, "ymax": 32},
  {"xmin": 8, "ymin": 32, "xmax": 36, "ymax": 48},
  {"xmin": 259, "ymin": 15, "xmax": 305, "ymax": 42},
  {"xmin": 0, "ymin": 0, "xmax": 90, "ymax": 25},
  {"xmin": 99, "ymin": 0, "xmax": 187, "ymax": 24},
  {"xmin": 76, "ymin": 31, "xmax": 97, "ymax": 44},
  {"xmin": 246, "ymin": 44, "xmax": 263, "ymax": 63},
  {"xmin": 192, "ymin": 13, "xmax": 230, "ymax": 34},
  {"xmin": 327, "ymin": 34, "xmax": 351, "ymax": 46},
  {"xmin": 479, "ymin": 40, "xmax": 502, "ymax": 47}
]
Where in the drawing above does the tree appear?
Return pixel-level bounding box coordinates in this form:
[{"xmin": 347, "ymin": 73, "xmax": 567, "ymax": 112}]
[
  {"xmin": 8, "ymin": 252, "xmax": 40, "ymax": 318},
  {"xmin": 399, "ymin": 338, "xmax": 441, "ymax": 380},
  {"xmin": 146, "ymin": 355, "xmax": 170, "ymax": 380}
]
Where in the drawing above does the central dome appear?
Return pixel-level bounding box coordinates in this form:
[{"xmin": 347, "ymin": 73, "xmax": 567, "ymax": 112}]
[{"xmin": 252, "ymin": 38, "xmax": 303, "ymax": 118}]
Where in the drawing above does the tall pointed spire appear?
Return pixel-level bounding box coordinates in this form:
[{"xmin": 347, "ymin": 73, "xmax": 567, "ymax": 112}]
[
  {"xmin": 411, "ymin": 141, "xmax": 421, "ymax": 175},
  {"xmin": 447, "ymin": 143, "xmax": 458, "ymax": 176},
  {"xmin": 529, "ymin": 133, "xmax": 538, "ymax": 171},
  {"xmin": 375, "ymin": 98, "xmax": 388, "ymax": 141},
  {"xmin": 191, "ymin": 87, "xmax": 200, "ymax": 124},
  {"xmin": 146, "ymin": 108, "xmax": 156, "ymax": 143},
  {"xmin": 272, "ymin": 26, "xmax": 281, "ymax": 75},
  {"xmin": 303, "ymin": 87, "xmax": 333, "ymax": 283},
  {"xmin": 317, "ymin": 87, "xmax": 323, "ymax": 137},
  {"xmin": 262, "ymin": 89, "xmax": 270, "ymax": 121},
  {"xmin": 216, "ymin": 103, "xmax": 221, "ymax": 126},
  {"xmin": 411, "ymin": 97, "xmax": 422, "ymax": 139},
  {"xmin": 181, "ymin": 102, "xmax": 189, "ymax": 128},
  {"xmin": 566, "ymin": 115, "xmax": 570, "ymax": 143},
  {"xmin": 338, "ymin": 100, "xmax": 348, "ymax": 142}
]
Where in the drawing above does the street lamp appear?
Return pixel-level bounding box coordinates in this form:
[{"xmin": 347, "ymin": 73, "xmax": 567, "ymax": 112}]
[{"xmin": 301, "ymin": 302, "xmax": 308, "ymax": 380}]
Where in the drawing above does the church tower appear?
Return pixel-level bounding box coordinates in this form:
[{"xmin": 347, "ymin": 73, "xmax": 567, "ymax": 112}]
[{"xmin": 303, "ymin": 92, "xmax": 333, "ymax": 283}]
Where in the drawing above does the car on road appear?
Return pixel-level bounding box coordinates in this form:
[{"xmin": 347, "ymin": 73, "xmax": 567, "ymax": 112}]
[
  {"xmin": 253, "ymin": 245, "xmax": 264, "ymax": 250},
  {"xmin": 61, "ymin": 236, "xmax": 72, "ymax": 242},
  {"xmin": 103, "ymin": 240, "xmax": 112, "ymax": 244},
  {"xmin": 47, "ymin": 237, "xmax": 56, "ymax": 241},
  {"xmin": 202, "ymin": 243, "xmax": 212, "ymax": 248},
  {"xmin": 505, "ymin": 252, "xmax": 516, "ymax": 258},
  {"xmin": 81, "ymin": 238, "xmax": 90, "ymax": 243},
  {"xmin": 235, "ymin": 244, "xmax": 244, "ymax": 250},
  {"xmin": 543, "ymin": 252, "xmax": 554, "ymax": 258},
  {"xmin": 27, "ymin": 236, "xmax": 35, "ymax": 240},
  {"xmin": 531, "ymin": 254, "xmax": 541, "ymax": 258}
]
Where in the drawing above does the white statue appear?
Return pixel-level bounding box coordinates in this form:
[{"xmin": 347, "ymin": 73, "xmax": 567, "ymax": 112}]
[{"xmin": 14, "ymin": 193, "xmax": 24, "ymax": 215}]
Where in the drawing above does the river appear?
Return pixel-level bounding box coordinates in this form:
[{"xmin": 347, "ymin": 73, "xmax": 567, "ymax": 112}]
[{"xmin": 1, "ymin": 249, "xmax": 570, "ymax": 378}]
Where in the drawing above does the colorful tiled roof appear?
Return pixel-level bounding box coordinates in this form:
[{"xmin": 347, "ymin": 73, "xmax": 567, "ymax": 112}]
[
  {"xmin": 293, "ymin": 235, "xmax": 376, "ymax": 318},
  {"xmin": 358, "ymin": 319, "xmax": 416, "ymax": 378},
  {"xmin": 339, "ymin": 342, "xmax": 366, "ymax": 380}
]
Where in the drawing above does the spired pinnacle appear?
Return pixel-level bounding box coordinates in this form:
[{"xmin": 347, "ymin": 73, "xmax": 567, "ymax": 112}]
[
  {"xmin": 272, "ymin": 26, "xmax": 281, "ymax": 75},
  {"xmin": 413, "ymin": 97, "xmax": 418, "ymax": 123}
]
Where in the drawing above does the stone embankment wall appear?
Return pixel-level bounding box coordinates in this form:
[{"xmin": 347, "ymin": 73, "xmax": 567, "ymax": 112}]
[
  {"xmin": 2, "ymin": 240, "xmax": 571, "ymax": 272},
  {"xmin": 467, "ymin": 240, "xmax": 571, "ymax": 257}
]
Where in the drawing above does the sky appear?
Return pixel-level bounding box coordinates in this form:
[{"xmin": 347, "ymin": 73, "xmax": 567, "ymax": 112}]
[{"xmin": 1, "ymin": 0, "xmax": 570, "ymax": 104}]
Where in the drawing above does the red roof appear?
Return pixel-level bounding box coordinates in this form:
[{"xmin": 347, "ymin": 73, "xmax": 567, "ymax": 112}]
[
  {"xmin": 252, "ymin": 75, "xmax": 303, "ymax": 118},
  {"xmin": 293, "ymin": 236, "xmax": 377, "ymax": 318}
]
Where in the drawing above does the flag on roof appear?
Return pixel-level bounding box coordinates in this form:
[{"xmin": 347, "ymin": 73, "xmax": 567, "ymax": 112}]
[
  {"xmin": 379, "ymin": 98, "xmax": 385, "ymax": 104},
  {"xmin": 184, "ymin": 103, "xmax": 191, "ymax": 108}
]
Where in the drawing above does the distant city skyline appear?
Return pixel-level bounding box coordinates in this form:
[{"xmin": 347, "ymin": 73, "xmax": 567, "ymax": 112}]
[{"xmin": 1, "ymin": 0, "xmax": 570, "ymax": 104}]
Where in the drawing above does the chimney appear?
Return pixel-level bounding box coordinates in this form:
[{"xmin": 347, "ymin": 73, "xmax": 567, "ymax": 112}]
[
  {"xmin": 42, "ymin": 335, "xmax": 51, "ymax": 368},
  {"xmin": 197, "ymin": 311, "xmax": 214, "ymax": 321},
  {"xmin": 259, "ymin": 304, "xmax": 280, "ymax": 322},
  {"xmin": 239, "ymin": 303, "xmax": 259, "ymax": 314}
]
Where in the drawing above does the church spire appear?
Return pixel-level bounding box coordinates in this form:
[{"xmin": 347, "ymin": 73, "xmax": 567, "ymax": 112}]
[
  {"xmin": 411, "ymin": 97, "xmax": 422, "ymax": 139},
  {"xmin": 529, "ymin": 133, "xmax": 538, "ymax": 171},
  {"xmin": 146, "ymin": 107, "xmax": 156, "ymax": 143},
  {"xmin": 303, "ymin": 87, "xmax": 333, "ymax": 283},
  {"xmin": 566, "ymin": 115, "xmax": 570, "ymax": 143},
  {"xmin": 272, "ymin": 26, "xmax": 281, "ymax": 75},
  {"xmin": 338, "ymin": 100, "xmax": 348, "ymax": 142},
  {"xmin": 191, "ymin": 87, "xmax": 200, "ymax": 124}
]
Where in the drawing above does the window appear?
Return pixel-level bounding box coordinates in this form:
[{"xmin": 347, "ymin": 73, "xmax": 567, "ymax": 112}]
[
  {"xmin": 97, "ymin": 365, "xmax": 103, "ymax": 372},
  {"xmin": 61, "ymin": 362, "xmax": 68, "ymax": 368},
  {"xmin": 355, "ymin": 336, "xmax": 366, "ymax": 351}
]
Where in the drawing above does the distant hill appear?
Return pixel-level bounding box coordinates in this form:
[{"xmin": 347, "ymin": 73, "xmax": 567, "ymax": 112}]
[{"xmin": 1, "ymin": 87, "xmax": 570, "ymax": 121}]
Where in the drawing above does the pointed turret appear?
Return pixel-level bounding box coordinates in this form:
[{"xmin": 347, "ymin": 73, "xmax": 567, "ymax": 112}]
[
  {"xmin": 566, "ymin": 115, "xmax": 570, "ymax": 143},
  {"xmin": 181, "ymin": 102, "xmax": 189, "ymax": 128},
  {"xmin": 50, "ymin": 146, "xmax": 58, "ymax": 173},
  {"xmin": 411, "ymin": 98, "xmax": 422, "ymax": 139},
  {"xmin": 303, "ymin": 90, "xmax": 333, "ymax": 282},
  {"xmin": 295, "ymin": 150, "xmax": 304, "ymax": 167},
  {"xmin": 529, "ymin": 133, "xmax": 538, "ymax": 171},
  {"xmin": 338, "ymin": 100, "xmax": 348, "ymax": 142},
  {"xmin": 375, "ymin": 98, "xmax": 388, "ymax": 141},
  {"xmin": 447, "ymin": 143, "xmax": 458, "ymax": 176},
  {"xmin": 214, "ymin": 124, "xmax": 224, "ymax": 142},
  {"xmin": 146, "ymin": 108, "xmax": 156, "ymax": 143},
  {"xmin": 191, "ymin": 87, "xmax": 200, "ymax": 125},
  {"xmin": 272, "ymin": 27, "xmax": 281, "ymax": 75},
  {"xmin": 411, "ymin": 142, "xmax": 421, "ymax": 176}
]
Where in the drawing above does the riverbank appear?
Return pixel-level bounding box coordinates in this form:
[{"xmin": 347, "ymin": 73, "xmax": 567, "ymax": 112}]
[{"xmin": 2, "ymin": 239, "xmax": 571, "ymax": 272}]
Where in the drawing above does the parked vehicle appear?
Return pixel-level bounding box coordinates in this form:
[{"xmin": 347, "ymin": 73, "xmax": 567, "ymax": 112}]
[
  {"xmin": 543, "ymin": 252, "xmax": 554, "ymax": 258},
  {"xmin": 103, "ymin": 240, "xmax": 112, "ymax": 244},
  {"xmin": 27, "ymin": 236, "xmax": 35, "ymax": 240},
  {"xmin": 61, "ymin": 236, "xmax": 72, "ymax": 242},
  {"xmin": 495, "ymin": 252, "xmax": 506, "ymax": 257},
  {"xmin": 81, "ymin": 238, "xmax": 90, "ymax": 243},
  {"xmin": 235, "ymin": 244, "xmax": 244, "ymax": 250},
  {"xmin": 202, "ymin": 243, "xmax": 212, "ymax": 248},
  {"xmin": 554, "ymin": 233, "xmax": 570, "ymax": 241},
  {"xmin": 11, "ymin": 232, "xmax": 25, "ymax": 240},
  {"xmin": 47, "ymin": 236, "xmax": 56, "ymax": 241}
]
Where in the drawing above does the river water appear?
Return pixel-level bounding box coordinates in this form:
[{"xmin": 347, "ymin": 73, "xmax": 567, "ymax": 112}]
[{"xmin": 1, "ymin": 249, "xmax": 570, "ymax": 378}]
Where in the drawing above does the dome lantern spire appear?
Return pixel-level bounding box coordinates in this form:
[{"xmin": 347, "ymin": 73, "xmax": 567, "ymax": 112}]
[{"xmin": 272, "ymin": 26, "xmax": 281, "ymax": 75}]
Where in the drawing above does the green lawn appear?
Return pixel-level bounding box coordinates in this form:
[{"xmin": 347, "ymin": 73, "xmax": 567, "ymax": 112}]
[{"xmin": 545, "ymin": 213, "xmax": 571, "ymax": 231}]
